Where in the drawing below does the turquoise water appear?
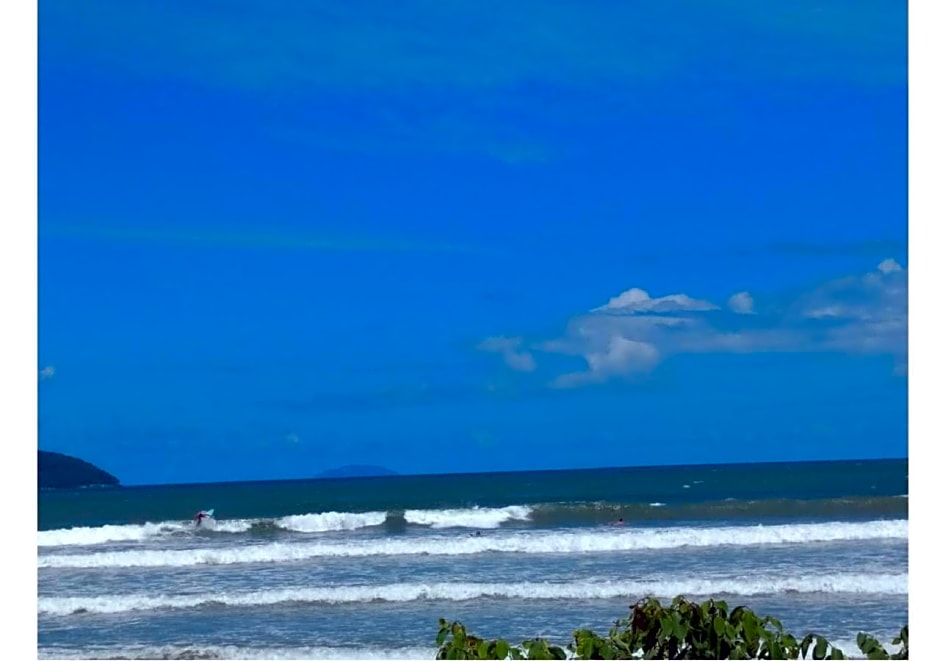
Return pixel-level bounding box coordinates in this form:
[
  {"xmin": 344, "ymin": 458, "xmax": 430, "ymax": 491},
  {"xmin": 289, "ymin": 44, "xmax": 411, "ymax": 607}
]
[{"xmin": 38, "ymin": 459, "xmax": 908, "ymax": 659}]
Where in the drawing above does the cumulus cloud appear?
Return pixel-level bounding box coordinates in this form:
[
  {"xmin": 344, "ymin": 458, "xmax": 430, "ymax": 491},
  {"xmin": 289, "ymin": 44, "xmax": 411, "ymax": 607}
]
[
  {"xmin": 552, "ymin": 336, "xmax": 659, "ymax": 388},
  {"xmin": 477, "ymin": 336, "xmax": 537, "ymax": 372},
  {"xmin": 482, "ymin": 259, "xmax": 907, "ymax": 386},
  {"xmin": 592, "ymin": 288, "xmax": 718, "ymax": 314},
  {"xmin": 791, "ymin": 260, "xmax": 907, "ymax": 361},
  {"xmin": 878, "ymin": 258, "xmax": 902, "ymax": 274},
  {"xmin": 542, "ymin": 287, "xmax": 716, "ymax": 384},
  {"xmin": 39, "ymin": 366, "xmax": 56, "ymax": 381},
  {"xmin": 727, "ymin": 291, "xmax": 755, "ymax": 314}
]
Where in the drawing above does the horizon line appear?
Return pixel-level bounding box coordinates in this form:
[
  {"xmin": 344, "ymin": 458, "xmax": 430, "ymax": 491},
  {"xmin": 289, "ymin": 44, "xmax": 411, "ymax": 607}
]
[{"xmin": 52, "ymin": 455, "xmax": 909, "ymax": 490}]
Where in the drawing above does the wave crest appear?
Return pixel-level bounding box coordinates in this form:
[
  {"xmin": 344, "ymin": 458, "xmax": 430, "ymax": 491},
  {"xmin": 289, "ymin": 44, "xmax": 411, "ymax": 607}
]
[
  {"xmin": 39, "ymin": 572, "xmax": 908, "ymax": 616},
  {"xmin": 403, "ymin": 506, "xmax": 532, "ymax": 529},
  {"xmin": 38, "ymin": 519, "xmax": 908, "ymax": 568},
  {"xmin": 277, "ymin": 511, "xmax": 387, "ymax": 533}
]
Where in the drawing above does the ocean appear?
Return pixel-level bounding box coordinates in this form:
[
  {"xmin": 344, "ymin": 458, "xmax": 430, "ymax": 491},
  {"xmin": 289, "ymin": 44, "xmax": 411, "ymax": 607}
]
[{"xmin": 37, "ymin": 458, "xmax": 909, "ymax": 660}]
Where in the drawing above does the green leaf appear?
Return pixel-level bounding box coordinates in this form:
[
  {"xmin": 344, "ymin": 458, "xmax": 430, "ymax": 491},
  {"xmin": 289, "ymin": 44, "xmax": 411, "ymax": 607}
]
[
  {"xmin": 660, "ymin": 615, "xmax": 674, "ymax": 639},
  {"xmin": 802, "ymin": 634, "xmax": 815, "ymax": 659},
  {"xmin": 813, "ymin": 636, "xmax": 830, "ymax": 660},
  {"xmin": 743, "ymin": 616, "xmax": 760, "ymax": 644},
  {"xmin": 674, "ymin": 622, "xmax": 688, "ymax": 641},
  {"xmin": 582, "ymin": 637, "xmax": 595, "ymax": 658},
  {"xmin": 769, "ymin": 640, "xmax": 783, "ymax": 659}
]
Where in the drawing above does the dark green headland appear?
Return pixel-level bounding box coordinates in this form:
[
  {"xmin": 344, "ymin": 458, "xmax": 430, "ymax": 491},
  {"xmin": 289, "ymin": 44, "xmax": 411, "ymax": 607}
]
[{"xmin": 39, "ymin": 450, "xmax": 121, "ymax": 489}]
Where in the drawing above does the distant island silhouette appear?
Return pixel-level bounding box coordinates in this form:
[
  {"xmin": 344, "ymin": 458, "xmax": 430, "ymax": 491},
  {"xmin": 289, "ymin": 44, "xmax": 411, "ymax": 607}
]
[
  {"xmin": 315, "ymin": 465, "xmax": 397, "ymax": 479},
  {"xmin": 39, "ymin": 451, "xmax": 120, "ymax": 489}
]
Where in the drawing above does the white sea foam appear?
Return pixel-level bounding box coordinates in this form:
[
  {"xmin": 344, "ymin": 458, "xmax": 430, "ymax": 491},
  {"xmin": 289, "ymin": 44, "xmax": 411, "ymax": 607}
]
[
  {"xmin": 205, "ymin": 519, "xmax": 254, "ymax": 533},
  {"xmin": 403, "ymin": 505, "xmax": 533, "ymax": 528},
  {"xmin": 37, "ymin": 644, "xmax": 438, "ymax": 660},
  {"xmin": 649, "ymin": 502, "xmax": 666, "ymax": 507},
  {"xmin": 37, "ymin": 522, "xmax": 191, "ymax": 547},
  {"xmin": 38, "ymin": 510, "xmax": 387, "ymax": 547},
  {"xmin": 38, "ymin": 519, "xmax": 908, "ymax": 568},
  {"xmin": 276, "ymin": 511, "xmax": 387, "ymax": 532},
  {"xmin": 38, "ymin": 572, "xmax": 908, "ymax": 616}
]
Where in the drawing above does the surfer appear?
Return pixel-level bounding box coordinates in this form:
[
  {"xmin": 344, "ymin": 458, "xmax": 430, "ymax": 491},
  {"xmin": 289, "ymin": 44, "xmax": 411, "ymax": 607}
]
[
  {"xmin": 193, "ymin": 510, "xmax": 210, "ymax": 527},
  {"xmin": 611, "ymin": 517, "xmax": 625, "ymax": 527}
]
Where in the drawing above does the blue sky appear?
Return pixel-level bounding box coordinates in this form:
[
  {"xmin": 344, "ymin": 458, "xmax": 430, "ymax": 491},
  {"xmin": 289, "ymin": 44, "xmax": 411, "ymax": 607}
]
[{"xmin": 37, "ymin": 0, "xmax": 908, "ymax": 485}]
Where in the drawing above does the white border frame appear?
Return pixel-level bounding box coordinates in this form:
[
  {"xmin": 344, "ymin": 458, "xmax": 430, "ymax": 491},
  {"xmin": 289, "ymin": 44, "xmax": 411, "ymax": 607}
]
[{"xmin": 7, "ymin": 0, "xmax": 933, "ymax": 658}]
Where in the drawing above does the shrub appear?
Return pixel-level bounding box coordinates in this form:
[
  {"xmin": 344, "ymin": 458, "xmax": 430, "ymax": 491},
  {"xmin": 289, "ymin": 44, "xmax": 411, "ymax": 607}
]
[{"xmin": 434, "ymin": 596, "xmax": 908, "ymax": 660}]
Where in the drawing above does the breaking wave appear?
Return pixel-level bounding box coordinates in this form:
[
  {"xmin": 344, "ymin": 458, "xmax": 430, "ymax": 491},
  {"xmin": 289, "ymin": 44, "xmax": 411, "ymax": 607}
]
[
  {"xmin": 276, "ymin": 511, "xmax": 387, "ymax": 533},
  {"xmin": 38, "ymin": 522, "xmax": 193, "ymax": 547},
  {"xmin": 38, "ymin": 506, "xmax": 538, "ymax": 547},
  {"xmin": 38, "ymin": 511, "xmax": 388, "ymax": 547},
  {"xmin": 38, "ymin": 572, "xmax": 908, "ymax": 616},
  {"xmin": 37, "ymin": 497, "xmax": 908, "ymax": 548},
  {"xmin": 403, "ymin": 506, "xmax": 532, "ymax": 528},
  {"xmin": 38, "ymin": 519, "xmax": 908, "ymax": 568}
]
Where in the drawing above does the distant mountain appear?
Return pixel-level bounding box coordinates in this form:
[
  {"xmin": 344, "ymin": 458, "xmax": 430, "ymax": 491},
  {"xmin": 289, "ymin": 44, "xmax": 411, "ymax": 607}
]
[
  {"xmin": 315, "ymin": 464, "xmax": 397, "ymax": 479},
  {"xmin": 39, "ymin": 451, "xmax": 120, "ymax": 489}
]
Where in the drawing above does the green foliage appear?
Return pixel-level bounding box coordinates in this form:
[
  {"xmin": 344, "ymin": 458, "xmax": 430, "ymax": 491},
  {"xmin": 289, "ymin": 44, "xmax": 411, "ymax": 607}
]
[
  {"xmin": 857, "ymin": 625, "xmax": 908, "ymax": 660},
  {"xmin": 436, "ymin": 619, "xmax": 565, "ymax": 660},
  {"xmin": 435, "ymin": 598, "xmax": 907, "ymax": 660}
]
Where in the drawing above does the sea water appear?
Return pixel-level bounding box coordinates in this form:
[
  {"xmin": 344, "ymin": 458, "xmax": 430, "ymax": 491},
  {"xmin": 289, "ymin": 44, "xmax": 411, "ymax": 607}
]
[{"xmin": 38, "ymin": 459, "xmax": 908, "ymax": 659}]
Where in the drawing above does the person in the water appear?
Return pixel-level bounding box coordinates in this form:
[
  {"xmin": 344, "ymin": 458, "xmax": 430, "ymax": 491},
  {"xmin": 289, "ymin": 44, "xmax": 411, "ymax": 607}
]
[
  {"xmin": 194, "ymin": 510, "xmax": 210, "ymax": 527},
  {"xmin": 611, "ymin": 517, "xmax": 625, "ymax": 526}
]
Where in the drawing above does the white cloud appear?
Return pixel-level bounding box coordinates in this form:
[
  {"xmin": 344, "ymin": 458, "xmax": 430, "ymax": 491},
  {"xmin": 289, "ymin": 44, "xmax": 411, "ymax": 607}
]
[
  {"xmin": 792, "ymin": 261, "xmax": 907, "ymax": 363},
  {"xmin": 587, "ymin": 336, "xmax": 659, "ymax": 373},
  {"xmin": 878, "ymin": 258, "xmax": 902, "ymax": 274},
  {"xmin": 39, "ymin": 366, "xmax": 55, "ymax": 380},
  {"xmin": 552, "ymin": 336, "xmax": 659, "ymax": 388},
  {"xmin": 477, "ymin": 336, "xmax": 537, "ymax": 372},
  {"xmin": 727, "ymin": 291, "xmax": 755, "ymax": 314},
  {"xmin": 548, "ymin": 286, "xmax": 708, "ymax": 384},
  {"xmin": 486, "ymin": 259, "xmax": 908, "ymax": 387},
  {"xmin": 804, "ymin": 305, "xmax": 848, "ymax": 319},
  {"xmin": 592, "ymin": 288, "xmax": 718, "ymax": 314}
]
